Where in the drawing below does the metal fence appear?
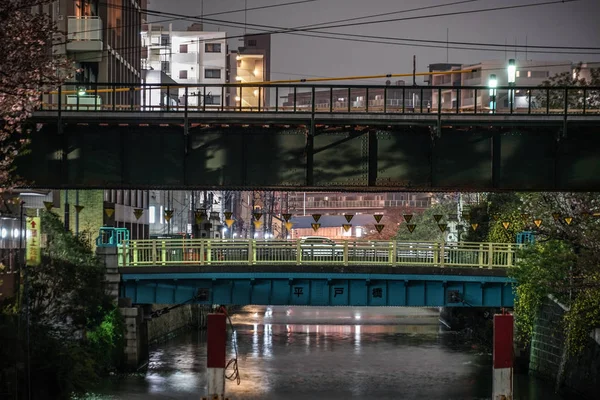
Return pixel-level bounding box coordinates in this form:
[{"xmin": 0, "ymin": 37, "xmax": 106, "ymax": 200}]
[
  {"xmin": 39, "ymin": 83, "xmax": 600, "ymax": 116},
  {"xmin": 118, "ymin": 239, "xmax": 518, "ymax": 269}
]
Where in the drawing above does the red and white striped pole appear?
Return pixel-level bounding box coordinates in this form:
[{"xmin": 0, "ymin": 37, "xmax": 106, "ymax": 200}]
[
  {"xmin": 493, "ymin": 312, "xmax": 514, "ymax": 400},
  {"xmin": 207, "ymin": 313, "xmax": 227, "ymax": 400}
]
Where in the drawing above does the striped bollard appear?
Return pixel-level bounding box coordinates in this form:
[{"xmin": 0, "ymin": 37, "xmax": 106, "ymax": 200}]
[
  {"xmin": 492, "ymin": 312, "xmax": 514, "ymax": 400},
  {"xmin": 207, "ymin": 313, "xmax": 227, "ymax": 399}
]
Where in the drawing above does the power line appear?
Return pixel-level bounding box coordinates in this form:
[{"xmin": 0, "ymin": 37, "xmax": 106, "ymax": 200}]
[
  {"xmin": 55, "ymin": 0, "xmax": 598, "ymax": 54},
  {"xmin": 65, "ymin": 0, "xmax": 600, "ymax": 66}
]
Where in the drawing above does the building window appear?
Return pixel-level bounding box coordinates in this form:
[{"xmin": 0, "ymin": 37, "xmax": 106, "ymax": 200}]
[
  {"xmin": 205, "ymin": 69, "xmax": 221, "ymax": 79},
  {"xmin": 247, "ymin": 39, "xmax": 257, "ymax": 46},
  {"xmin": 204, "ymin": 95, "xmax": 221, "ymax": 105},
  {"xmin": 516, "ymin": 70, "xmax": 521, "ymax": 78},
  {"xmin": 180, "ymin": 44, "xmax": 188, "ymax": 53},
  {"xmin": 205, "ymin": 43, "xmax": 222, "ymax": 53},
  {"xmin": 160, "ymin": 34, "xmax": 170, "ymax": 46},
  {"xmin": 179, "ymin": 70, "xmax": 188, "ymax": 79}
]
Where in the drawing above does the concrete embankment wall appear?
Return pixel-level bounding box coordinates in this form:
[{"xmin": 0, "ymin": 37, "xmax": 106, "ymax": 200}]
[
  {"xmin": 530, "ymin": 296, "xmax": 600, "ymax": 398},
  {"xmin": 147, "ymin": 304, "xmax": 210, "ymax": 346}
]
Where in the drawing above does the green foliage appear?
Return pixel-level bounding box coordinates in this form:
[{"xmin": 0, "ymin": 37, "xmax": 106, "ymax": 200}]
[
  {"xmin": 487, "ymin": 210, "xmax": 526, "ymax": 243},
  {"xmin": 394, "ymin": 201, "xmax": 456, "ymax": 241},
  {"xmin": 564, "ymin": 285, "xmax": 600, "ymax": 354},
  {"xmin": 0, "ymin": 211, "xmax": 125, "ymax": 398},
  {"xmin": 87, "ymin": 307, "xmax": 126, "ymax": 372},
  {"xmin": 509, "ymin": 240, "xmax": 575, "ymax": 344}
]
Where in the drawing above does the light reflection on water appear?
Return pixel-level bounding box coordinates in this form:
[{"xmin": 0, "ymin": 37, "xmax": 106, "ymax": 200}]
[{"xmin": 86, "ymin": 306, "xmax": 568, "ymax": 400}]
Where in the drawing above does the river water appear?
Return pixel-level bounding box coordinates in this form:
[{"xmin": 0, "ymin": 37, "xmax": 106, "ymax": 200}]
[{"xmin": 87, "ymin": 306, "xmax": 568, "ymax": 400}]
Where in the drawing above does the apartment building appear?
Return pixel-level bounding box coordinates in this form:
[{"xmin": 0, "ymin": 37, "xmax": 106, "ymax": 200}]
[
  {"xmin": 28, "ymin": 1, "xmax": 150, "ymax": 242},
  {"xmin": 141, "ymin": 23, "xmax": 227, "ymax": 107},
  {"xmin": 227, "ymin": 34, "xmax": 272, "ymax": 109},
  {"xmin": 430, "ymin": 60, "xmax": 572, "ymax": 111},
  {"xmin": 36, "ymin": 0, "xmax": 144, "ymax": 109}
]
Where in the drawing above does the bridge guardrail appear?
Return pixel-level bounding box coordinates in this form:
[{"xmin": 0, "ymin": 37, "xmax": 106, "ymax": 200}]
[
  {"xmin": 117, "ymin": 239, "xmax": 518, "ymax": 269},
  {"xmin": 38, "ymin": 83, "xmax": 600, "ymax": 117}
]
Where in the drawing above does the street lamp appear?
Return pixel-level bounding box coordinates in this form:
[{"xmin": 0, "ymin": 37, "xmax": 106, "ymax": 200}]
[
  {"xmin": 488, "ymin": 74, "xmax": 498, "ymax": 113},
  {"xmin": 507, "ymin": 59, "xmax": 516, "ymax": 110}
]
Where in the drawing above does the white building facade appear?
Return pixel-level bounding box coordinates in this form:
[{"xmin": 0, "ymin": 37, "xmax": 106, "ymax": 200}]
[
  {"xmin": 431, "ymin": 60, "xmax": 573, "ymax": 111},
  {"xmin": 142, "ymin": 24, "xmax": 227, "ymax": 108}
]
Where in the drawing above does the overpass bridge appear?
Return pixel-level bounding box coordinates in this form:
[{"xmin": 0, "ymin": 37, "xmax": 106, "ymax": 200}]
[
  {"xmin": 109, "ymin": 237, "xmax": 517, "ymax": 308},
  {"xmin": 19, "ymin": 83, "xmax": 600, "ymax": 191}
]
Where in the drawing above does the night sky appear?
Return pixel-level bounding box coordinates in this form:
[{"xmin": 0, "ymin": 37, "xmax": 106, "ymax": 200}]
[{"xmin": 147, "ymin": 0, "xmax": 600, "ymax": 83}]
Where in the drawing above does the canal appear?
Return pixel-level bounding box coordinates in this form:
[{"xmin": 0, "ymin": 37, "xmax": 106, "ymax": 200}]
[{"xmin": 88, "ymin": 306, "xmax": 567, "ymax": 399}]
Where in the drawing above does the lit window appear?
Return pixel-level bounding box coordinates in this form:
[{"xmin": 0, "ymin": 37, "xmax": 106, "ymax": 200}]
[
  {"xmin": 149, "ymin": 206, "xmax": 156, "ymax": 224},
  {"xmin": 516, "ymin": 71, "xmax": 520, "ymax": 78},
  {"xmin": 159, "ymin": 206, "xmax": 164, "ymax": 224}
]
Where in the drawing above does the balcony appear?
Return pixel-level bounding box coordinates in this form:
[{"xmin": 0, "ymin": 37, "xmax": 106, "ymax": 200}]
[{"xmin": 66, "ymin": 16, "xmax": 103, "ymax": 61}]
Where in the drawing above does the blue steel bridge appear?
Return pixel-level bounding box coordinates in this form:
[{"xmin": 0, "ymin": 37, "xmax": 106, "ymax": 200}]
[
  {"xmin": 113, "ymin": 237, "xmax": 517, "ymax": 308},
  {"xmin": 20, "ymin": 83, "xmax": 600, "ymax": 192}
]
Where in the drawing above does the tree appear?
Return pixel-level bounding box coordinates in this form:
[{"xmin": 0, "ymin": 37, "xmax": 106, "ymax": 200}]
[
  {"xmin": 0, "ymin": 211, "xmax": 124, "ymax": 398},
  {"xmin": 534, "ymin": 63, "xmax": 600, "ymax": 110},
  {"xmin": 393, "ymin": 201, "xmax": 457, "ymax": 242},
  {"xmin": 0, "ymin": 0, "xmax": 72, "ymax": 189},
  {"xmin": 508, "ymin": 192, "xmax": 600, "ymax": 354}
]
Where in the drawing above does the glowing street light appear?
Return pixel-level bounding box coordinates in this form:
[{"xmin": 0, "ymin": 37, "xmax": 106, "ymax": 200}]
[
  {"xmin": 488, "ymin": 74, "xmax": 498, "ymax": 113},
  {"xmin": 507, "ymin": 59, "xmax": 516, "ymax": 84},
  {"xmin": 507, "ymin": 59, "xmax": 516, "ymax": 111}
]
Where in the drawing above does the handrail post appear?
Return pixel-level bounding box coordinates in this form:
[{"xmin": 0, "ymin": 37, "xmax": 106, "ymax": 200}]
[
  {"xmin": 440, "ymin": 241, "xmax": 445, "ymax": 267},
  {"xmin": 206, "ymin": 240, "xmax": 212, "ymax": 264},
  {"xmin": 252, "ymin": 240, "xmax": 257, "ymax": 265},
  {"xmin": 564, "ymin": 87, "xmax": 569, "ymax": 116},
  {"xmin": 390, "ymin": 241, "xmax": 397, "ymax": 266},
  {"xmin": 546, "ymin": 88, "xmax": 550, "ymax": 115},
  {"xmin": 402, "ymin": 87, "xmax": 406, "ymax": 114},
  {"xmin": 329, "ymin": 87, "xmax": 333, "ymax": 113},
  {"xmin": 161, "ymin": 240, "xmax": 166, "ymax": 266},
  {"xmin": 384, "ymin": 86, "xmax": 388, "ymax": 113},
  {"xmin": 582, "ymin": 87, "xmax": 587, "ymax": 114},
  {"xmin": 478, "ymin": 243, "xmax": 484, "ymax": 268},
  {"xmin": 311, "ymin": 86, "xmax": 316, "ymax": 114},
  {"xmin": 507, "ymin": 244, "xmax": 514, "ymax": 267},
  {"xmin": 275, "ymin": 86, "xmax": 279, "ymax": 112},
  {"xmin": 293, "ymin": 87, "xmax": 297, "ymax": 112},
  {"xmin": 488, "ymin": 243, "xmax": 493, "ymax": 269},
  {"xmin": 203, "ymin": 86, "xmax": 207, "ymax": 112},
  {"xmin": 474, "ymin": 88, "xmax": 478, "ymax": 114},
  {"xmin": 200, "ymin": 240, "xmax": 204, "ymax": 265},
  {"xmin": 296, "ymin": 239, "xmax": 302, "ymax": 265},
  {"xmin": 343, "ymin": 241, "xmax": 349, "ymax": 266},
  {"xmin": 248, "ymin": 240, "xmax": 253, "ymax": 265},
  {"xmin": 132, "ymin": 241, "xmax": 138, "ymax": 266},
  {"xmin": 365, "ymin": 88, "xmax": 369, "ymax": 113},
  {"xmin": 151, "ymin": 240, "xmax": 157, "ymax": 265}
]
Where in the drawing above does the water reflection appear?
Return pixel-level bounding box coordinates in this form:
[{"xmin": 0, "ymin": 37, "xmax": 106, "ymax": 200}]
[{"xmin": 88, "ymin": 306, "xmax": 571, "ymax": 400}]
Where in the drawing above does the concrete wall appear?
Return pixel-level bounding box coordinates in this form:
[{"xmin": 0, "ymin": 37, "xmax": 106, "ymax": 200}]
[
  {"xmin": 147, "ymin": 304, "xmax": 210, "ymax": 346},
  {"xmin": 121, "ymin": 306, "xmax": 148, "ymax": 370},
  {"xmin": 530, "ymin": 296, "xmax": 600, "ymax": 398}
]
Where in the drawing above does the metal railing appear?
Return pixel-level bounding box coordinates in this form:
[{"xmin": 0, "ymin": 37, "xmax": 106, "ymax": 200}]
[
  {"xmin": 38, "ymin": 83, "xmax": 600, "ymax": 116},
  {"xmin": 118, "ymin": 239, "xmax": 518, "ymax": 269},
  {"xmin": 290, "ymin": 199, "xmax": 431, "ymax": 210}
]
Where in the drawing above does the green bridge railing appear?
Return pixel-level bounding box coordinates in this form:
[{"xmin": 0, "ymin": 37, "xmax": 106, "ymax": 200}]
[{"xmin": 116, "ymin": 239, "xmax": 519, "ymax": 269}]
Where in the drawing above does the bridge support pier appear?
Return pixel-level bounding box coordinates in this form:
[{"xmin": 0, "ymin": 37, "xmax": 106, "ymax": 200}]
[
  {"xmin": 121, "ymin": 306, "xmax": 149, "ymax": 370},
  {"xmin": 96, "ymin": 246, "xmax": 120, "ymax": 300},
  {"xmin": 492, "ymin": 313, "xmax": 514, "ymax": 400}
]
